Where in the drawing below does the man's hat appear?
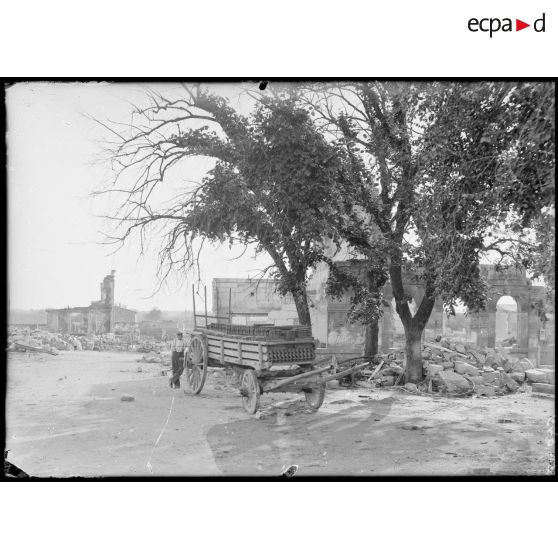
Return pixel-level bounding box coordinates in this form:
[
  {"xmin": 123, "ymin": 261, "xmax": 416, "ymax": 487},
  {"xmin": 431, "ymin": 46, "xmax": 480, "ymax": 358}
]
[{"xmin": 177, "ymin": 331, "xmax": 183, "ymax": 336}]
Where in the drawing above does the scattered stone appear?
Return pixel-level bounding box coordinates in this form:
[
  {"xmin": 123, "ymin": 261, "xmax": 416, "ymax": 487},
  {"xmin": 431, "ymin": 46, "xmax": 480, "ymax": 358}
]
[
  {"xmin": 437, "ymin": 369, "xmax": 470, "ymax": 394},
  {"xmin": 383, "ymin": 364, "xmax": 403, "ymax": 376},
  {"xmin": 492, "ymin": 353, "xmax": 505, "ymax": 367},
  {"xmin": 503, "ymin": 359, "xmax": 516, "ymax": 373},
  {"xmin": 517, "ymin": 359, "xmax": 536, "ymax": 372},
  {"xmin": 403, "ymin": 382, "xmax": 419, "ymax": 393},
  {"xmin": 455, "ymin": 362, "xmax": 480, "ymax": 376},
  {"xmin": 484, "ymin": 354, "xmax": 496, "ymax": 368},
  {"xmin": 502, "ymin": 374, "xmax": 519, "ymax": 393},
  {"xmin": 469, "ymin": 348, "xmax": 486, "ymax": 364},
  {"xmin": 482, "ymin": 371, "xmax": 499, "ymax": 384},
  {"xmin": 525, "ymin": 369, "xmax": 548, "ymax": 383},
  {"xmin": 426, "ymin": 363, "xmax": 444, "ymax": 377},
  {"xmin": 120, "ymin": 394, "xmax": 135, "ymax": 402},
  {"xmin": 475, "ymin": 385, "xmax": 496, "ymax": 396},
  {"xmin": 466, "ymin": 375, "xmax": 485, "ymax": 386},
  {"xmin": 531, "ymin": 383, "xmax": 555, "ymax": 395},
  {"xmin": 509, "ymin": 371, "xmax": 526, "ymax": 383}
]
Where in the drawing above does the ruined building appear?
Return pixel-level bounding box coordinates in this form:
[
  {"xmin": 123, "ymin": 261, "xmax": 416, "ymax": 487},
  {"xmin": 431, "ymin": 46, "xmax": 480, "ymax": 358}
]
[
  {"xmin": 46, "ymin": 271, "xmax": 137, "ymax": 334},
  {"xmin": 212, "ymin": 264, "xmax": 555, "ymax": 366}
]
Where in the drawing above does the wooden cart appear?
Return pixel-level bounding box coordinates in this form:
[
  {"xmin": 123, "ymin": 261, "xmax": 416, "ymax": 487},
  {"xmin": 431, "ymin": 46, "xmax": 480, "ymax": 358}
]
[{"xmin": 184, "ymin": 286, "xmax": 371, "ymax": 413}]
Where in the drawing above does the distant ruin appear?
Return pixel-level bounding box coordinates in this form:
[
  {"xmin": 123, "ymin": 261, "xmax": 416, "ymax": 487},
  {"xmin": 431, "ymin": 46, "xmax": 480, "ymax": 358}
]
[{"xmin": 46, "ymin": 271, "xmax": 137, "ymax": 334}]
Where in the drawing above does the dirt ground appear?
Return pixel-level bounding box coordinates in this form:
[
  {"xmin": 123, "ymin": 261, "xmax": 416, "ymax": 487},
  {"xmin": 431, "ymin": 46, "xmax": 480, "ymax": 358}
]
[{"xmin": 5, "ymin": 351, "xmax": 555, "ymax": 477}]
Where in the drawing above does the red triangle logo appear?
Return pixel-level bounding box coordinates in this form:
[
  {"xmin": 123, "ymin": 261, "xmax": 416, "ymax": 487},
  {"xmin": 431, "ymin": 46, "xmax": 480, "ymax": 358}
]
[{"xmin": 516, "ymin": 19, "xmax": 530, "ymax": 31}]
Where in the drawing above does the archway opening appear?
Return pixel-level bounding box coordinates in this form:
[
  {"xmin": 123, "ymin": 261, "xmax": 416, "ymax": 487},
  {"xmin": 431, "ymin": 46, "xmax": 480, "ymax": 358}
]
[{"xmin": 495, "ymin": 295, "xmax": 518, "ymax": 348}]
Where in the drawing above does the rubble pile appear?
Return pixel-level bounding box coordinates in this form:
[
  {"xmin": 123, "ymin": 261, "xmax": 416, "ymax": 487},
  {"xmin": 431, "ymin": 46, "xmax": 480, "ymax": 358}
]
[
  {"xmin": 7, "ymin": 327, "xmax": 172, "ymax": 357},
  {"xmin": 138, "ymin": 350, "xmax": 171, "ymax": 365},
  {"xmin": 369, "ymin": 337, "xmax": 555, "ymax": 397},
  {"xmin": 7, "ymin": 330, "xmax": 83, "ymax": 354}
]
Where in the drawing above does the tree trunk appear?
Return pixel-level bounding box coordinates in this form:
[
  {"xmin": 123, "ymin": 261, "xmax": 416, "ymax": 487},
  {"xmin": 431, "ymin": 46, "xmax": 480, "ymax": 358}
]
[
  {"xmin": 388, "ymin": 262, "xmax": 435, "ymax": 383},
  {"xmin": 364, "ymin": 319, "xmax": 379, "ymax": 358},
  {"xmin": 292, "ymin": 288, "xmax": 312, "ymax": 327},
  {"xmin": 404, "ymin": 323, "xmax": 424, "ymax": 383}
]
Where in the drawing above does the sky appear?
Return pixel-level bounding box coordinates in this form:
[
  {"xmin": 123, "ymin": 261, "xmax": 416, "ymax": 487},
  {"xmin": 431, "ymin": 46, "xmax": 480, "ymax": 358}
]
[
  {"xmin": 7, "ymin": 82, "xmax": 272, "ymax": 312},
  {"xmin": 6, "ymin": 81, "xmax": 544, "ymax": 314}
]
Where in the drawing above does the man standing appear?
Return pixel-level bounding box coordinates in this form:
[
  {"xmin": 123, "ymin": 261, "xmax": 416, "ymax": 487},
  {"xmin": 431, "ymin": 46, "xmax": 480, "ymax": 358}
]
[{"xmin": 170, "ymin": 332, "xmax": 186, "ymax": 388}]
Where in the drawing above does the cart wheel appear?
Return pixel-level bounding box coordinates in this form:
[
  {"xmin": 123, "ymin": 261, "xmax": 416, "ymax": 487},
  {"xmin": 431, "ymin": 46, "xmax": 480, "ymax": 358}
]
[
  {"xmin": 304, "ymin": 383, "xmax": 326, "ymax": 410},
  {"xmin": 240, "ymin": 370, "xmax": 260, "ymax": 414},
  {"xmin": 185, "ymin": 335, "xmax": 207, "ymax": 394}
]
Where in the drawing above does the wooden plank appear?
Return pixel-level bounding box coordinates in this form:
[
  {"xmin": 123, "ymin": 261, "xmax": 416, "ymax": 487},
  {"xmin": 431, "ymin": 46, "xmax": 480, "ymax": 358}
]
[
  {"xmin": 206, "ymin": 339, "xmax": 263, "ymax": 354},
  {"xmin": 367, "ymin": 360, "xmax": 384, "ymax": 383},
  {"xmin": 260, "ymin": 383, "xmax": 315, "ymax": 394},
  {"xmin": 192, "ymin": 284, "xmax": 196, "ymax": 329},
  {"xmin": 423, "ymin": 342, "xmax": 454, "ymax": 354},
  {"xmin": 206, "ymin": 336, "xmax": 262, "ymax": 349},
  {"xmin": 207, "ymin": 346, "xmax": 260, "ymax": 362},
  {"xmin": 263, "ymin": 362, "xmax": 335, "ymax": 392},
  {"xmin": 204, "ymin": 285, "xmax": 208, "ymax": 327},
  {"xmin": 200, "ymin": 329, "xmax": 315, "ymax": 347},
  {"xmin": 220, "ymin": 338, "xmax": 224, "ymax": 364},
  {"xmin": 316, "ymin": 361, "xmax": 371, "ymax": 384}
]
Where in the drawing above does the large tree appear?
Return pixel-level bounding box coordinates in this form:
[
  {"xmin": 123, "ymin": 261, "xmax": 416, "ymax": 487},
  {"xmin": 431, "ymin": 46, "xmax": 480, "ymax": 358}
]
[
  {"xmin": 95, "ymin": 86, "xmax": 349, "ymax": 326},
  {"xmin": 303, "ymin": 81, "xmax": 555, "ymax": 382}
]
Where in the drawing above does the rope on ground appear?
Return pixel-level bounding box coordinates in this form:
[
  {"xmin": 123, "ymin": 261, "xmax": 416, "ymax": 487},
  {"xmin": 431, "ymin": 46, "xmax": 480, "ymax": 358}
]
[{"xmin": 146, "ymin": 395, "xmax": 175, "ymax": 475}]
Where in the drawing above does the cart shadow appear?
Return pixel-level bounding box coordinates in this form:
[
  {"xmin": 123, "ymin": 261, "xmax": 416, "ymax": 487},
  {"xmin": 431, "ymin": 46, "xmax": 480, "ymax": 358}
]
[{"xmin": 205, "ymin": 396, "xmax": 398, "ymax": 476}]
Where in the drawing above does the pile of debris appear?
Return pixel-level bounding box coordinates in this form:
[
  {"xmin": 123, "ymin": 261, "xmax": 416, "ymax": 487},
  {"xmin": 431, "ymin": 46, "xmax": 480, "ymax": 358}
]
[
  {"xmin": 367, "ymin": 338, "xmax": 555, "ymax": 396},
  {"xmin": 138, "ymin": 350, "xmax": 171, "ymax": 365},
  {"xmin": 7, "ymin": 330, "xmax": 82, "ymax": 354},
  {"xmin": 7, "ymin": 328, "xmax": 172, "ymax": 356}
]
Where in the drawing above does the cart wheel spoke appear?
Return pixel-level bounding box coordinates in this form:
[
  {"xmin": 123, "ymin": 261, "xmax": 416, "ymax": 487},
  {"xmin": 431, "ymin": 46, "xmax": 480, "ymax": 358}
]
[
  {"xmin": 185, "ymin": 335, "xmax": 207, "ymax": 394},
  {"xmin": 240, "ymin": 370, "xmax": 260, "ymax": 414}
]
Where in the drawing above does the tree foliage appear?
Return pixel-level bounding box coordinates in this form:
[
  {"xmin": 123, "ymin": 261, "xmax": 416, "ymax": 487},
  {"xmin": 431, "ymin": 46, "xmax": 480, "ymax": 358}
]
[
  {"xmin": 95, "ymin": 86, "xmax": 350, "ymax": 325},
  {"xmin": 302, "ymin": 81, "xmax": 555, "ymax": 380}
]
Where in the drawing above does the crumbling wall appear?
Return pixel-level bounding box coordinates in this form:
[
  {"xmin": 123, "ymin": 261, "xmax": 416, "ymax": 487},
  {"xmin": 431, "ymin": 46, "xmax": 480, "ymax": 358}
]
[
  {"xmin": 310, "ymin": 263, "xmax": 553, "ymax": 362},
  {"xmin": 212, "ymin": 278, "xmax": 295, "ymax": 324},
  {"xmin": 212, "ymin": 264, "xmax": 553, "ymax": 363}
]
